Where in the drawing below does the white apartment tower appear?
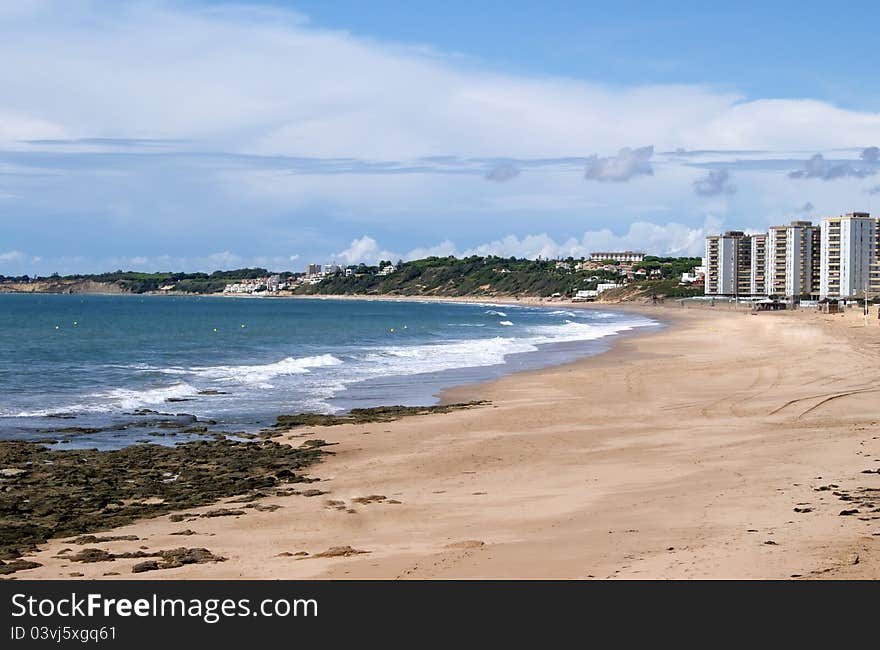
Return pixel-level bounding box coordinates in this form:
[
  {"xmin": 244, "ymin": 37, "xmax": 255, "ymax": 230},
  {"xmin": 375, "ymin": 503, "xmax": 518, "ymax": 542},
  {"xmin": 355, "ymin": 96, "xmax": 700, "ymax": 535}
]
[
  {"xmin": 749, "ymin": 234, "xmax": 768, "ymax": 296},
  {"xmin": 766, "ymin": 221, "xmax": 820, "ymax": 298},
  {"xmin": 705, "ymin": 231, "xmax": 752, "ymax": 296},
  {"xmin": 819, "ymin": 213, "xmax": 878, "ymax": 298}
]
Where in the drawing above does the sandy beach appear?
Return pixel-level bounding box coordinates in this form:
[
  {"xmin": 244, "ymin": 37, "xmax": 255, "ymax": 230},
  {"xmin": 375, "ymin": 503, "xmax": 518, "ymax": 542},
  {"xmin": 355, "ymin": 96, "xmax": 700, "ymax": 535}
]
[{"xmin": 14, "ymin": 301, "xmax": 880, "ymax": 580}]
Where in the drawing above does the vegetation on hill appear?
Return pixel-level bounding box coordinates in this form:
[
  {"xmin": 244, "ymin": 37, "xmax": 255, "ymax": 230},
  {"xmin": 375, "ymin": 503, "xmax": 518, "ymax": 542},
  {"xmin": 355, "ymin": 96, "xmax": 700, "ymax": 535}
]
[
  {"xmin": 1, "ymin": 256, "xmax": 703, "ymax": 300},
  {"xmin": 296, "ymin": 255, "xmax": 702, "ymax": 298}
]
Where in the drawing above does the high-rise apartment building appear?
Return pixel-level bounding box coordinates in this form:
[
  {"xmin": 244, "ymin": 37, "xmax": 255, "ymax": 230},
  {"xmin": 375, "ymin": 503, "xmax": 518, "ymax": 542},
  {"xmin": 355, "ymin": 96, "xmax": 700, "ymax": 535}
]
[
  {"xmin": 819, "ymin": 213, "xmax": 877, "ymax": 298},
  {"xmin": 765, "ymin": 221, "xmax": 820, "ymax": 298},
  {"xmin": 749, "ymin": 234, "xmax": 767, "ymax": 296},
  {"xmin": 705, "ymin": 231, "xmax": 752, "ymax": 296}
]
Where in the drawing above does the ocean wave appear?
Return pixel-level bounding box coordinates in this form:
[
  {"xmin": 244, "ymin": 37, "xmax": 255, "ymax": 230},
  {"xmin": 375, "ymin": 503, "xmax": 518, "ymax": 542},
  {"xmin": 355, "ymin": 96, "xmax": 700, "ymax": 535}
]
[
  {"xmin": 8, "ymin": 382, "xmax": 201, "ymax": 417},
  {"xmin": 547, "ymin": 310, "xmax": 577, "ymax": 318},
  {"xmin": 528, "ymin": 318, "xmax": 652, "ymax": 344},
  {"xmin": 499, "ymin": 320, "xmax": 514, "ymax": 326},
  {"xmin": 361, "ymin": 336, "xmax": 539, "ymax": 377},
  {"xmin": 187, "ymin": 354, "xmax": 342, "ymax": 387},
  {"xmin": 485, "ymin": 309, "xmax": 507, "ymax": 317}
]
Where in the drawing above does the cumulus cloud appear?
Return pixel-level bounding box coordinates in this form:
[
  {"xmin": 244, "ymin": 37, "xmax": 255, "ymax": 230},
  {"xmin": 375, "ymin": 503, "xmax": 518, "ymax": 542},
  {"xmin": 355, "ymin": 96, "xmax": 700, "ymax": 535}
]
[
  {"xmin": 484, "ymin": 163, "xmax": 520, "ymax": 182},
  {"xmin": 334, "ymin": 236, "xmax": 400, "ymax": 266},
  {"xmin": 861, "ymin": 146, "xmax": 880, "ymax": 162},
  {"xmin": 584, "ymin": 146, "xmax": 654, "ymax": 182},
  {"xmin": 0, "ymin": 250, "xmax": 27, "ymax": 263},
  {"xmin": 335, "ymin": 218, "xmax": 719, "ymax": 266},
  {"xmin": 788, "ymin": 153, "xmax": 876, "ymax": 180},
  {"xmin": 692, "ymin": 169, "xmax": 736, "ymax": 196}
]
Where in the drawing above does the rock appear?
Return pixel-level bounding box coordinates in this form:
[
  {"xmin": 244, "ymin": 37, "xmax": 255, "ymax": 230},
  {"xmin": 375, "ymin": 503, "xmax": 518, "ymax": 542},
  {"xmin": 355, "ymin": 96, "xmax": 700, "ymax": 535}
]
[
  {"xmin": 158, "ymin": 547, "xmax": 225, "ymax": 568},
  {"xmin": 169, "ymin": 529, "xmax": 197, "ymax": 536},
  {"xmin": 272, "ymin": 401, "xmax": 490, "ymax": 429},
  {"xmin": 245, "ymin": 503, "xmax": 281, "ymax": 512},
  {"xmin": 301, "ymin": 489, "xmax": 327, "ymax": 497},
  {"xmin": 839, "ymin": 509, "xmax": 860, "ymax": 516},
  {"xmin": 67, "ymin": 548, "xmax": 115, "ymax": 563},
  {"xmin": 352, "ymin": 495, "xmax": 386, "ymax": 504},
  {"xmin": 72, "ymin": 534, "xmax": 139, "ymax": 545},
  {"xmin": 131, "ymin": 560, "xmax": 159, "ymax": 573},
  {"xmin": 793, "ymin": 507, "xmax": 813, "ymax": 513},
  {"xmin": 763, "ymin": 540, "xmax": 778, "ymax": 546},
  {"xmin": 0, "ymin": 435, "xmax": 327, "ymax": 562},
  {"xmin": 444, "ymin": 540, "xmax": 485, "ymax": 550},
  {"xmin": 845, "ymin": 553, "xmax": 860, "ymax": 565},
  {"xmin": 0, "ymin": 559, "xmax": 41, "ymax": 575},
  {"xmin": 312, "ymin": 545, "xmax": 370, "ymax": 558},
  {"xmin": 0, "ymin": 468, "xmax": 27, "ymax": 478},
  {"xmin": 200, "ymin": 508, "xmax": 245, "ymax": 518}
]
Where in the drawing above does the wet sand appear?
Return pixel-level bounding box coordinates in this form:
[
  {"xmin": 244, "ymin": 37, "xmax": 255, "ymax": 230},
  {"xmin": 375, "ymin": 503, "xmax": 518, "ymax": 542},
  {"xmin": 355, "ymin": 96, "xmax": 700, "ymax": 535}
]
[{"xmin": 14, "ymin": 302, "xmax": 880, "ymax": 579}]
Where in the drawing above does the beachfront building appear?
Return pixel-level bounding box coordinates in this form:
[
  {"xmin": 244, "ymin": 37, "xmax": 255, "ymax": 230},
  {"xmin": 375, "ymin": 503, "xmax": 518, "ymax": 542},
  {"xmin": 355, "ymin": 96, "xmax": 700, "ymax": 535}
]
[
  {"xmin": 306, "ymin": 263, "xmax": 322, "ymax": 277},
  {"xmin": 819, "ymin": 212, "xmax": 878, "ymax": 298},
  {"xmin": 749, "ymin": 234, "xmax": 767, "ymax": 296},
  {"xmin": 704, "ymin": 231, "xmax": 752, "ymax": 296},
  {"xmin": 589, "ymin": 251, "xmax": 645, "ymax": 263},
  {"xmin": 765, "ymin": 221, "xmax": 820, "ymax": 298},
  {"xmin": 596, "ymin": 282, "xmax": 622, "ymax": 293}
]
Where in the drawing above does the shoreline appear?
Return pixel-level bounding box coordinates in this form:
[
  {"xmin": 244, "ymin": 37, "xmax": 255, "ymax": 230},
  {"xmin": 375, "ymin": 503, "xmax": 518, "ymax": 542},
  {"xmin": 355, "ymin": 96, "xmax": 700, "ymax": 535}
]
[{"xmin": 9, "ymin": 302, "xmax": 880, "ymax": 579}]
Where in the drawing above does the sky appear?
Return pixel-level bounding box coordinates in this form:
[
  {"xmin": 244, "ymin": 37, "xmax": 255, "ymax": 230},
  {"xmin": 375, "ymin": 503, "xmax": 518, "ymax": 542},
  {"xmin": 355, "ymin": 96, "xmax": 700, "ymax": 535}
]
[{"xmin": 2, "ymin": 0, "xmax": 880, "ymax": 275}]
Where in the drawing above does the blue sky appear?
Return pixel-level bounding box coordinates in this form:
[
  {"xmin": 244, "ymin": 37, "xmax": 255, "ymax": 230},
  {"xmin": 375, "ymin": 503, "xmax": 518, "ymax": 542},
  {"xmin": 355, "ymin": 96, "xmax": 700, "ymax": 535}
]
[{"xmin": 2, "ymin": 0, "xmax": 880, "ymax": 274}]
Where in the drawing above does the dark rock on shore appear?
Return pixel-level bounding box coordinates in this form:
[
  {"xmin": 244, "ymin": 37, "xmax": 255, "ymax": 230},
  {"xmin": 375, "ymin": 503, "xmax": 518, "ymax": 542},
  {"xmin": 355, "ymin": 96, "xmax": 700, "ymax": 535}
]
[
  {"xmin": 0, "ymin": 559, "xmax": 42, "ymax": 575},
  {"xmin": 0, "ymin": 438, "xmax": 329, "ymax": 561},
  {"xmin": 272, "ymin": 401, "xmax": 489, "ymax": 429},
  {"xmin": 200, "ymin": 508, "xmax": 245, "ymax": 518},
  {"xmin": 131, "ymin": 547, "xmax": 224, "ymax": 573}
]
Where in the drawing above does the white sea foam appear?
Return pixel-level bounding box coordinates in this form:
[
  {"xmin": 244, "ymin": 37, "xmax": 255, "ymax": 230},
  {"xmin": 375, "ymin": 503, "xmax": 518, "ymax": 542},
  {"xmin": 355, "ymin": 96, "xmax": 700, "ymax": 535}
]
[
  {"xmin": 98, "ymin": 382, "xmax": 201, "ymax": 411},
  {"xmin": 499, "ymin": 320, "xmax": 514, "ymax": 326},
  {"xmin": 485, "ymin": 310, "xmax": 507, "ymax": 317},
  {"xmin": 187, "ymin": 354, "xmax": 342, "ymax": 387},
  {"xmin": 9, "ymin": 382, "xmax": 202, "ymax": 417},
  {"xmin": 361, "ymin": 337, "xmax": 539, "ymax": 378}
]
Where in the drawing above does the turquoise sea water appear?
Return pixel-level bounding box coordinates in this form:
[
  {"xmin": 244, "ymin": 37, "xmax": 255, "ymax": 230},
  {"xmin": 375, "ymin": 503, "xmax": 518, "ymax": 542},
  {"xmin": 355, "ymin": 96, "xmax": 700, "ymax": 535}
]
[{"xmin": 0, "ymin": 295, "xmax": 657, "ymax": 448}]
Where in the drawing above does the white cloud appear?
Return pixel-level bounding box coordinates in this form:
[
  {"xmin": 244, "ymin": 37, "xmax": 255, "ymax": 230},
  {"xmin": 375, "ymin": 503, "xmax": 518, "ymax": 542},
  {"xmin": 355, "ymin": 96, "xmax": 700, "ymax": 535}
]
[
  {"xmin": 3, "ymin": 4, "xmax": 880, "ymax": 158},
  {"xmin": 584, "ymin": 146, "xmax": 654, "ymax": 182},
  {"xmin": 484, "ymin": 163, "xmax": 520, "ymax": 182},
  {"xmin": 334, "ymin": 236, "xmax": 400, "ymax": 266},
  {"xmin": 693, "ymin": 169, "xmax": 737, "ymax": 196},
  {"xmin": 788, "ymin": 153, "xmax": 876, "ymax": 180},
  {"xmin": 460, "ymin": 219, "xmax": 716, "ymax": 258},
  {"xmin": 0, "ymin": 250, "xmax": 27, "ymax": 263},
  {"xmin": 334, "ymin": 218, "xmax": 718, "ymax": 268}
]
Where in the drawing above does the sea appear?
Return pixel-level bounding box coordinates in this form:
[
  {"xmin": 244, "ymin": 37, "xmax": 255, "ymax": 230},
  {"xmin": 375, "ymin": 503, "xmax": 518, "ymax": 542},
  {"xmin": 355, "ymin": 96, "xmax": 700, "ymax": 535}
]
[{"xmin": 0, "ymin": 294, "xmax": 658, "ymax": 449}]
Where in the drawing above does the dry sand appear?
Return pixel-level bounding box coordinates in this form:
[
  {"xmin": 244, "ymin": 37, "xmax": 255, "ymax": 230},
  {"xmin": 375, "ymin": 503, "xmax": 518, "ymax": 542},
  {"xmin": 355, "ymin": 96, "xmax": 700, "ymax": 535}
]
[{"xmin": 16, "ymin": 302, "xmax": 880, "ymax": 579}]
